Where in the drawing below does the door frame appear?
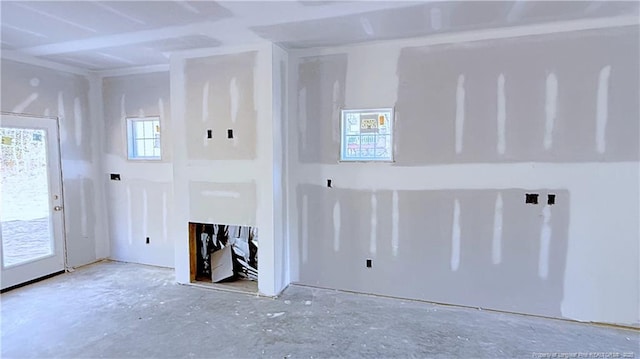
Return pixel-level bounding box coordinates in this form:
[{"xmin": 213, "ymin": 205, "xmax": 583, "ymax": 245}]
[{"xmin": 1, "ymin": 112, "xmax": 67, "ymax": 290}]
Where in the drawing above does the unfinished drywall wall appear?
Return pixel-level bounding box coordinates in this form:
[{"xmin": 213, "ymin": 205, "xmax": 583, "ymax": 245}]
[
  {"xmin": 171, "ymin": 44, "xmax": 287, "ymax": 296},
  {"xmin": 1, "ymin": 59, "xmax": 109, "ymax": 267},
  {"xmin": 297, "ymin": 54, "xmax": 347, "ymax": 163},
  {"xmin": 287, "ymin": 26, "xmax": 639, "ymax": 326},
  {"xmin": 297, "ymin": 185, "xmax": 569, "ymax": 317},
  {"xmin": 106, "ymin": 179, "xmax": 174, "ymax": 266},
  {"xmin": 184, "ymin": 52, "xmax": 258, "ymax": 160},
  {"xmin": 393, "ymin": 27, "xmax": 638, "ymax": 164},
  {"xmin": 101, "ymin": 71, "xmax": 174, "ymax": 268},
  {"xmin": 188, "ymin": 181, "xmax": 257, "ymax": 225},
  {"xmin": 103, "ymin": 72, "xmax": 172, "ymax": 161}
]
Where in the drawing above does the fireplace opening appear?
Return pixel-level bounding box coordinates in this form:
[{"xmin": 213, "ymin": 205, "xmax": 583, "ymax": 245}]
[{"xmin": 189, "ymin": 222, "xmax": 258, "ymax": 294}]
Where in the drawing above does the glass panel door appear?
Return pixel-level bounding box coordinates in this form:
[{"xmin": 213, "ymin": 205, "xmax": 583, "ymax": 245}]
[{"xmin": 1, "ymin": 114, "xmax": 65, "ymax": 290}]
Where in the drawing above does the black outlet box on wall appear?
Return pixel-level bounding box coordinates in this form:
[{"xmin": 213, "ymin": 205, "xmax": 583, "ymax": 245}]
[{"xmin": 525, "ymin": 193, "xmax": 539, "ymax": 204}]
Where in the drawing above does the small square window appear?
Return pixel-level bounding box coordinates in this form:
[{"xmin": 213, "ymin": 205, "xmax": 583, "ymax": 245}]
[
  {"xmin": 127, "ymin": 117, "xmax": 161, "ymax": 160},
  {"xmin": 340, "ymin": 108, "xmax": 394, "ymax": 162}
]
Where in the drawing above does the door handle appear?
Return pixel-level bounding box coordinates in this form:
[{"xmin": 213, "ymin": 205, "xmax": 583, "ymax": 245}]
[{"xmin": 54, "ymin": 206, "xmax": 63, "ymax": 211}]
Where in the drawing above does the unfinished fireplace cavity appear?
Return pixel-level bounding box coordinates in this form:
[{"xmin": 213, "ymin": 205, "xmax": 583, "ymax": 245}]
[{"xmin": 189, "ymin": 222, "xmax": 258, "ymax": 293}]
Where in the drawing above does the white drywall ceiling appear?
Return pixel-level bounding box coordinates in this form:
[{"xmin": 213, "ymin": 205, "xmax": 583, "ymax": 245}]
[{"xmin": 1, "ymin": 1, "xmax": 637, "ymax": 71}]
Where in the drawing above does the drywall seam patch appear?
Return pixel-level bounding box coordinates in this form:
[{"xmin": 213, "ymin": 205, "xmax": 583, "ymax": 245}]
[
  {"xmin": 333, "ymin": 201, "xmax": 341, "ymax": 252},
  {"xmin": 158, "ymin": 96, "xmax": 167, "ymax": 153},
  {"xmin": 202, "ymin": 81, "xmax": 210, "ymax": 123},
  {"xmin": 142, "ymin": 188, "xmax": 148, "ymax": 240},
  {"xmin": 12, "ymin": 93, "xmax": 38, "ymax": 114},
  {"xmin": 507, "ymin": 0, "xmax": 527, "ymax": 23},
  {"xmin": 175, "ymin": 1, "xmax": 200, "ymax": 14},
  {"xmin": 158, "ymin": 98, "xmax": 165, "ymax": 127},
  {"xmin": 360, "ymin": 17, "xmax": 374, "ymax": 36},
  {"xmin": 584, "ymin": 1, "xmax": 604, "ymax": 14},
  {"xmin": 57, "ymin": 92, "xmax": 66, "ymax": 143},
  {"xmin": 126, "ymin": 185, "xmax": 132, "ymax": 245},
  {"xmin": 298, "ymin": 87, "xmax": 308, "ymax": 151},
  {"xmin": 538, "ymin": 205, "xmax": 552, "ymax": 279},
  {"xmin": 370, "ymin": 192, "xmax": 377, "ymax": 255},
  {"xmin": 2, "ymin": 49, "xmax": 89, "ymax": 75},
  {"xmin": 230, "ymin": 77, "xmax": 239, "ymax": 124},
  {"xmin": 201, "ymin": 190, "xmax": 241, "ymax": 198},
  {"xmin": 97, "ymin": 64, "xmax": 169, "ymax": 78},
  {"xmin": 492, "ymin": 192, "xmax": 503, "ymax": 265},
  {"xmin": 596, "ymin": 65, "xmax": 611, "ymax": 154},
  {"xmin": 430, "ymin": 7, "xmax": 442, "ymax": 31},
  {"xmin": 302, "ymin": 194, "xmax": 309, "ymax": 263},
  {"xmin": 80, "ymin": 180, "xmax": 87, "ymax": 237},
  {"xmin": 120, "ymin": 93, "xmax": 126, "ymax": 119},
  {"xmin": 455, "ymin": 74, "xmax": 465, "ymax": 154},
  {"xmin": 391, "ymin": 190, "xmax": 399, "ymax": 256},
  {"xmin": 451, "ymin": 198, "xmax": 461, "ymax": 271},
  {"xmin": 497, "ymin": 74, "xmax": 506, "ymax": 155},
  {"xmin": 294, "ymin": 163, "xmax": 635, "ymax": 191},
  {"xmin": 332, "ymin": 80, "xmax": 341, "ymax": 143},
  {"xmin": 74, "ymin": 97, "xmax": 82, "ymax": 147},
  {"xmin": 162, "ymin": 191, "xmax": 168, "ymax": 243},
  {"xmin": 14, "ymin": 2, "xmax": 97, "ymax": 33},
  {"xmin": 93, "ymin": 1, "xmax": 146, "ymax": 25},
  {"xmin": 544, "ymin": 72, "xmax": 558, "ymax": 150}
]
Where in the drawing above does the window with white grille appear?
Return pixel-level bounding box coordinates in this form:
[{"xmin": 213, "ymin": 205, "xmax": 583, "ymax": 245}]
[
  {"xmin": 340, "ymin": 108, "xmax": 394, "ymax": 162},
  {"xmin": 127, "ymin": 117, "xmax": 161, "ymax": 160}
]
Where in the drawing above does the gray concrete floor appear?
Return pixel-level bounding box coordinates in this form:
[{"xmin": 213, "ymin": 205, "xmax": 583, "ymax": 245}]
[{"xmin": 1, "ymin": 261, "xmax": 638, "ymax": 359}]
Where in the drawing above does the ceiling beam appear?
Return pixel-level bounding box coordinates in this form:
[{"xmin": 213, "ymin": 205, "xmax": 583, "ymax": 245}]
[
  {"xmin": 19, "ymin": 1, "xmax": 424, "ymax": 56},
  {"xmin": 1, "ymin": 49, "xmax": 89, "ymax": 76},
  {"xmin": 20, "ymin": 21, "xmax": 223, "ymax": 56}
]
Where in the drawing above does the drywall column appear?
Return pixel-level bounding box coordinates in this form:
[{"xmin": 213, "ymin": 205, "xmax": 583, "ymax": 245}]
[
  {"xmin": 170, "ymin": 54, "xmax": 190, "ymax": 284},
  {"xmin": 170, "ymin": 43, "xmax": 287, "ymax": 296},
  {"xmin": 255, "ymin": 44, "xmax": 277, "ymax": 296},
  {"xmin": 272, "ymin": 45, "xmax": 290, "ymax": 291},
  {"xmin": 88, "ymin": 72, "xmax": 110, "ymax": 261}
]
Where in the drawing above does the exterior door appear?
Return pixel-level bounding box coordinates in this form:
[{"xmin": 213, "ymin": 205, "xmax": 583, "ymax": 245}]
[{"xmin": 1, "ymin": 114, "xmax": 66, "ymax": 290}]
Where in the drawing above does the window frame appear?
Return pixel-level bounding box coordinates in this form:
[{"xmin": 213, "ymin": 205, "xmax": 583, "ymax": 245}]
[{"xmin": 126, "ymin": 116, "xmax": 162, "ymax": 161}]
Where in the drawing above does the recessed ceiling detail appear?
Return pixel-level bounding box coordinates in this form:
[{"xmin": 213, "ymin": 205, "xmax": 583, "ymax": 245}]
[
  {"xmin": 252, "ymin": 1, "xmax": 639, "ymax": 49},
  {"xmin": 1, "ymin": 1, "xmax": 637, "ymax": 72},
  {"xmin": 138, "ymin": 35, "xmax": 222, "ymax": 53}
]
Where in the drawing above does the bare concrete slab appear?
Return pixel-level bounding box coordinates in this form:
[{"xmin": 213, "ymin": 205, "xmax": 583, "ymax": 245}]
[
  {"xmin": 190, "ymin": 278, "xmax": 258, "ymax": 295},
  {"xmin": 1, "ymin": 261, "xmax": 637, "ymax": 358}
]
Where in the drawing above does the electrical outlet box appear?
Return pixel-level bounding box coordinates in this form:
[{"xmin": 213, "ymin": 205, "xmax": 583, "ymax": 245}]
[{"xmin": 525, "ymin": 193, "xmax": 538, "ymax": 204}]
